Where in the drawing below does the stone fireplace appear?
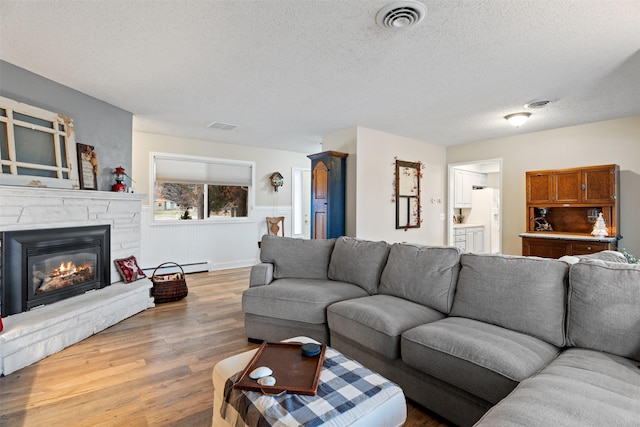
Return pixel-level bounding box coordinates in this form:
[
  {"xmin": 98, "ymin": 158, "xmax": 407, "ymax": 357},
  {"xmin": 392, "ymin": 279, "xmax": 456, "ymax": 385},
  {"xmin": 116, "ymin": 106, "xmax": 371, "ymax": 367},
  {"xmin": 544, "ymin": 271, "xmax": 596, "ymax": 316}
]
[{"xmin": 0, "ymin": 186, "xmax": 154, "ymax": 375}]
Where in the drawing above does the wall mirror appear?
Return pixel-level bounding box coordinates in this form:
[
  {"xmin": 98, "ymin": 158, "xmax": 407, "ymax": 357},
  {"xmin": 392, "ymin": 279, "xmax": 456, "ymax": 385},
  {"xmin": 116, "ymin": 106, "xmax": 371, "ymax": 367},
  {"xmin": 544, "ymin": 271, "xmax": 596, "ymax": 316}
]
[{"xmin": 396, "ymin": 160, "xmax": 421, "ymax": 229}]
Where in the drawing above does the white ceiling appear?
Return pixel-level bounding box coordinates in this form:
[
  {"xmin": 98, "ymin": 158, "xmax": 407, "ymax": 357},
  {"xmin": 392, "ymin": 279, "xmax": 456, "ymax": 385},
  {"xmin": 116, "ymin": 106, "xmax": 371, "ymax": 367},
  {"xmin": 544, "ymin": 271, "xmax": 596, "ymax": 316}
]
[{"xmin": 1, "ymin": 0, "xmax": 639, "ymax": 154}]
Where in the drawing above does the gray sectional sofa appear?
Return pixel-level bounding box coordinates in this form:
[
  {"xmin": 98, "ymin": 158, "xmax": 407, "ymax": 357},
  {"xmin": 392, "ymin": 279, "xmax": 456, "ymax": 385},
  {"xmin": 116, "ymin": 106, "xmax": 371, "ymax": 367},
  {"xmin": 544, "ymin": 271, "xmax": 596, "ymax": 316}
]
[{"xmin": 242, "ymin": 235, "xmax": 640, "ymax": 426}]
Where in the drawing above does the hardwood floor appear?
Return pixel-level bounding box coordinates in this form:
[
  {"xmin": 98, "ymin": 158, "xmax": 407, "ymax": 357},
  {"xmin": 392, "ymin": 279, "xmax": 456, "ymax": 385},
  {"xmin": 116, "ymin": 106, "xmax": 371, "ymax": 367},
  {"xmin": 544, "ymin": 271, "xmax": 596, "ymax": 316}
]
[{"xmin": 0, "ymin": 268, "xmax": 450, "ymax": 426}]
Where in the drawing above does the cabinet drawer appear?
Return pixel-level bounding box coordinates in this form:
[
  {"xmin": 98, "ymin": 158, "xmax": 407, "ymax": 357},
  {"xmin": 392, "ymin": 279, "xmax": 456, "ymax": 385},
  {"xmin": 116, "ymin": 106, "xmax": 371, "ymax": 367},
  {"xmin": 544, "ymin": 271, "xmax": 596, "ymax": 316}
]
[
  {"xmin": 454, "ymin": 235, "xmax": 466, "ymax": 243},
  {"xmin": 454, "ymin": 228, "xmax": 466, "ymax": 236},
  {"xmin": 572, "ymin": 242, "xmax": 608, "ymax": 255}
]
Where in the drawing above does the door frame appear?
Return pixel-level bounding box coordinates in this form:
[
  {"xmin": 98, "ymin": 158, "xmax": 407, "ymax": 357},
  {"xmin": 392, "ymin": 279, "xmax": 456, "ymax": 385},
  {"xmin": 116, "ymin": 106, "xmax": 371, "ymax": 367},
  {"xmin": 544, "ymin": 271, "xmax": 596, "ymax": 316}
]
[
  {"xmin": 291, "ymin": 167, "xmax": 311, "ymax": 239},
  {"xmin": 447, "ymin": 158, "xmax": 503, "ymax": 253}
]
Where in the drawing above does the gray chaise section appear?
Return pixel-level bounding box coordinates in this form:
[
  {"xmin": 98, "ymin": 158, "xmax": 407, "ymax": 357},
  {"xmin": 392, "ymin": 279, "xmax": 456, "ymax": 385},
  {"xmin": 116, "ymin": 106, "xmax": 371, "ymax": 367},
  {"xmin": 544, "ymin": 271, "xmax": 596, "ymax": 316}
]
[{"xmin": 475, "ymin": 257, "xmax": 640, "ymax": 426}]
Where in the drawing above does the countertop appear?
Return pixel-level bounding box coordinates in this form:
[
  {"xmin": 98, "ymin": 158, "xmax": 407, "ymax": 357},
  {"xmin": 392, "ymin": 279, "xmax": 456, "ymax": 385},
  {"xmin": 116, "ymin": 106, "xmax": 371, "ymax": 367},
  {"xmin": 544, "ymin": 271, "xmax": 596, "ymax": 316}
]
[
  {"xmin": 518, "ymin": 232, "xmax": 617, "ymax": 242},
  {"xmin": 453, "ymin": 223, "xmax": 484, "ymax": 228}
]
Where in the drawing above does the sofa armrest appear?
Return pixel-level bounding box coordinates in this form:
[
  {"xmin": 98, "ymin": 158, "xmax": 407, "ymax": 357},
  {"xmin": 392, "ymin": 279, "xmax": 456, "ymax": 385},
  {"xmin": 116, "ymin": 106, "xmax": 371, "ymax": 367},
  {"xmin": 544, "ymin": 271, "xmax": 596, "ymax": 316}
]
[{"xmin": 249, "ymin": 263, "xmax": 274, "ymax": 287}]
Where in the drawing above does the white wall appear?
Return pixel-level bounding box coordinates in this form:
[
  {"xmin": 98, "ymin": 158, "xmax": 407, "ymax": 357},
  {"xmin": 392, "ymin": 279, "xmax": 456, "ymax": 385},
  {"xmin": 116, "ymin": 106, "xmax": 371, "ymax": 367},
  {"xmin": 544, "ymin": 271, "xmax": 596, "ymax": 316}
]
[
  {"xmin": 447, "ymin": 116, "xmax": 640, "ymax": 256},
  {"xmin": 132, "ymin": 131, "xmax": 311, "ymax": 270},
  {"xmin": 324, "ymin": 126, "xmax": 447, "ymax": 245}
]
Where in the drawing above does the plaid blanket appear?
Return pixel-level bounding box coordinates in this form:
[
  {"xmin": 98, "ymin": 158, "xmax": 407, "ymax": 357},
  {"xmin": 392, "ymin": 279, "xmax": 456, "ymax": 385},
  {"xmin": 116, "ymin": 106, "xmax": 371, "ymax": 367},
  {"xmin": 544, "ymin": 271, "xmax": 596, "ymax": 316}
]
[{"xmin": 220, "ymin": 346, "xmax": 403, "ymax": 427}]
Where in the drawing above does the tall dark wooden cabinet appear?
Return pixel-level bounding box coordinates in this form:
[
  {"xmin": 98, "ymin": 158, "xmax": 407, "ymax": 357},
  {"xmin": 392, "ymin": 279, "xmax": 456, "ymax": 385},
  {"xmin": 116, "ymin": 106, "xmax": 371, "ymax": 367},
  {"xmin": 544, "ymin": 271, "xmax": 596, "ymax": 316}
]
[{"xmin": 307, "ymin": 151, "xmax": 348, "ymax": 239}]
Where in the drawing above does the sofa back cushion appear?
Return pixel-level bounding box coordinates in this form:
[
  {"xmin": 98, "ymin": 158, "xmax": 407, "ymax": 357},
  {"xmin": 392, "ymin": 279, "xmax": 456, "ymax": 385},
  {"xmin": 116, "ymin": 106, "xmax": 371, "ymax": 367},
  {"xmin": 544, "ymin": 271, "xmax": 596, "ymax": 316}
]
[
  {"xmin": 450, "ymin": 254, "xmax": 569, "ymax": 347},
  {"xmin": 328, "ymin": 237, "xmax": 389, "ymax": 294},
  {"xmin": 379, "ymin": 244, "xmax": 462, "ymax": 313},
  {"xmin": 567, "ymin": 259, "xmax": 640, "ymax": 362},
  {"xmin": 260, "ymin": 235, "xmax": 335, "ymax": 280}
]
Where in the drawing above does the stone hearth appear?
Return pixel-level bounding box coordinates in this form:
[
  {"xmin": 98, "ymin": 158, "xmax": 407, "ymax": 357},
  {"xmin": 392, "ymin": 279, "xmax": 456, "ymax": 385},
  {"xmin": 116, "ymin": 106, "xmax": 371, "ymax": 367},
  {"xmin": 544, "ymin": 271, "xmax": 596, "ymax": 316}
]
[{"xmin": 0, "ymin": 186, "xmax": 154, "ymax": 375}]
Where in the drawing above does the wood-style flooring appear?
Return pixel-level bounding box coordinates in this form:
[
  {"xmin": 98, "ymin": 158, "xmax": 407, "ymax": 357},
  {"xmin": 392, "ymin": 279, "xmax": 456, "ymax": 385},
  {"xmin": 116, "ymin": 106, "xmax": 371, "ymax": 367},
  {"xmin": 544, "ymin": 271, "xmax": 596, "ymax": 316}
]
[{"xmin": 0, "ymin": 267, "xmax": 451, "ymax": 426}]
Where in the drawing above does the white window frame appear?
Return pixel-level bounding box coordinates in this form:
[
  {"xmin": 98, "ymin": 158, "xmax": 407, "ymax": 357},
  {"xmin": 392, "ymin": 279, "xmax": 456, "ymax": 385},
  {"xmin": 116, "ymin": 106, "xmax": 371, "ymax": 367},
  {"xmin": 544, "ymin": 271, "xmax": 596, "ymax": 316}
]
[
  {"xmin": 150, "ymin": 152, "xmax": 255, "ymax": 224},
  {"xmin": 0, "ymin": 96, "xmax": 79, "ymax": 189}
]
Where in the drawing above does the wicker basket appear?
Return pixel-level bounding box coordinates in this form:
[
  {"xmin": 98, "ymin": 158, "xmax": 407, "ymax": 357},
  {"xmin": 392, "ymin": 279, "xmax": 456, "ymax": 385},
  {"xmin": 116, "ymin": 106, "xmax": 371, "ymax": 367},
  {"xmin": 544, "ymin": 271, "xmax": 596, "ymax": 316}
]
[{"xmin": 151, "ymin": 262, "xmax": 188, "ymax": 303}]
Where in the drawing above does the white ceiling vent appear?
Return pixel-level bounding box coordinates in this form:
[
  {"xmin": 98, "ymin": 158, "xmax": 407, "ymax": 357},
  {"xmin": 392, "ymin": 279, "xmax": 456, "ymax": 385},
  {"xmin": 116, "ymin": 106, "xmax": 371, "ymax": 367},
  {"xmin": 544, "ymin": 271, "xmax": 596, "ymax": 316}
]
[
  {"xmin": 376, "ymin": 1, "xmax": 427, "ymax": 29},
  {"xmin": 525, "ymin": 101, "xmax": 551, "ymax": 109},
  {"xmin": 207, "ymin": 121, "xmax": 239, "ymax": 131}
]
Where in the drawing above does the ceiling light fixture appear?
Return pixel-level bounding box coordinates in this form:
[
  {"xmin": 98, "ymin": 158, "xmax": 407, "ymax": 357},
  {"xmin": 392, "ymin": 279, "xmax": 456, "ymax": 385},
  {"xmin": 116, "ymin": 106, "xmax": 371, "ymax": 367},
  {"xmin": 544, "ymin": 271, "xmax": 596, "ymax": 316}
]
[
  {"xmin": 504, "ymin": 112, "xmax": 531, "ymax": 127},
  {"xmin": 376, "ymin": 1, "xmax": 427, "ymax": 29}
]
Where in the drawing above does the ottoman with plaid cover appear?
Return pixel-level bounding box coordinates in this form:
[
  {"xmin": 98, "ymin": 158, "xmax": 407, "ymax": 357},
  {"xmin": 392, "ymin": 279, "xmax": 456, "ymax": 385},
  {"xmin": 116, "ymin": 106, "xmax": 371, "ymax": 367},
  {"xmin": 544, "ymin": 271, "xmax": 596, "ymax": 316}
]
[{"xmin": 212, "ymin": 337, "xmax": 406, "ymax": 427}]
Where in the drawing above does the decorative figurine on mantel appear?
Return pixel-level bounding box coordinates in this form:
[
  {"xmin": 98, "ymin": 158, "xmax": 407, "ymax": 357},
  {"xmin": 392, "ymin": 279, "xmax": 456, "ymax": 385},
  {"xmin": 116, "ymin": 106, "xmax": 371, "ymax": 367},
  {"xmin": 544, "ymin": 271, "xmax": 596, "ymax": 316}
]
[{"xmin": 591, "ymin": 212, "xmax": 608, "ymax": 237}]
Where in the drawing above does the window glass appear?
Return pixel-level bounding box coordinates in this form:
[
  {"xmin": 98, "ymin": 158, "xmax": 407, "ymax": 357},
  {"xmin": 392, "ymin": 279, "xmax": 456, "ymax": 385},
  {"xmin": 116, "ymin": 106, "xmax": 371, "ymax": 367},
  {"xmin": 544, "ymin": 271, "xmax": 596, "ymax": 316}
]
[
  {"xmin": 155, "ymin": 183, "xmax": 203, "ymax": 220},
  {"xmin": 59, "ymin": 135, "xmax": 68, "ymax": 168},
  {"xmin": 0, "ymin": 122, "xmax": 8, "ymax": 161},
  {"xmin": 17, "ymin": 166, "xmax": 57, "ymax": 178},
  {"xmin": 14, "ymin": 126, "xmax": 56, "ymax": 166},
  {"xmin": 208, "ymin": 185, "xmax": 248, "ymax": 217},
  {"xmin": 13, "ymin": 112, "xmax": 54, "ymax": 129}
]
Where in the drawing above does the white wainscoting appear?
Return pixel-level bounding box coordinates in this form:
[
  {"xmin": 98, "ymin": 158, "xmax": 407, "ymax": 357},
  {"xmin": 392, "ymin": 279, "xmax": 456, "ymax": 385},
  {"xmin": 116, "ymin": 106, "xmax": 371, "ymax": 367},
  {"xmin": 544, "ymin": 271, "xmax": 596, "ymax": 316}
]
[{"xmin": 140, "ymin": 205, "xmax": 292, "ymax": 272}]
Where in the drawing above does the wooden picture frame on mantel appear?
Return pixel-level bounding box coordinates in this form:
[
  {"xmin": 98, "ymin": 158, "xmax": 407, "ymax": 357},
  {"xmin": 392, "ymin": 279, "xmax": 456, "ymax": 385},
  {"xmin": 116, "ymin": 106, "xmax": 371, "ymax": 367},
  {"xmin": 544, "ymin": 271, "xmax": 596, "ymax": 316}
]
[{"xmin": 77, "ymin": 143, "xmax": 98, "ymax": 190}]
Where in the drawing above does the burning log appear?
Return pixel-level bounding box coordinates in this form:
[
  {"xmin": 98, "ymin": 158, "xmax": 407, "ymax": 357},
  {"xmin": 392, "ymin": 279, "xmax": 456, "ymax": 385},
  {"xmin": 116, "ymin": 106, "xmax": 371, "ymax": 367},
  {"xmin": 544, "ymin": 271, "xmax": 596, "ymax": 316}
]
[{"xmin": 33, "ymin": 262, "xmax": 94, "ymax": 293}]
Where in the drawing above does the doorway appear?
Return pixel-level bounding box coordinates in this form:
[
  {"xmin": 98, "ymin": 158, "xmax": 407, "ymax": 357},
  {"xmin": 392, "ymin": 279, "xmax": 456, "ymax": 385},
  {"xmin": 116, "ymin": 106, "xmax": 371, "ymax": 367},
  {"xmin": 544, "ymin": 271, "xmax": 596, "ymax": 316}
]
[
  {"xmin": 447, "ymin": 159, "xmax": 503, "ymax": 254},
  {"xmin": 292, "ymin": 167, "xmax": 311, "ymax": 239}
]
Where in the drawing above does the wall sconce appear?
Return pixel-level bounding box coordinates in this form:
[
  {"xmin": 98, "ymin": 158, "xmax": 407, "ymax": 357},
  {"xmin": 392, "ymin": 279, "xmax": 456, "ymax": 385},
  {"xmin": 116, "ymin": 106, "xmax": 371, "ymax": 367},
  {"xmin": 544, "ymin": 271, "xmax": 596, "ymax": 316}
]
[
  {"xmin": 504, "ymin": 112, "xmax": 531, "ymax": 127},
  {"xmin": 270, "ymin": 172, "xmax": 284, "ymax": 192}
]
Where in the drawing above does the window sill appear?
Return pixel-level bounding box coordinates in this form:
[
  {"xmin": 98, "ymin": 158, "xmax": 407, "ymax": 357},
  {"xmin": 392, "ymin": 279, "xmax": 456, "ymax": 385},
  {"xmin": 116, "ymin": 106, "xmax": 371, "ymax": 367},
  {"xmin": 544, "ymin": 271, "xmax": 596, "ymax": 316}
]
[{"xmin": 151, "ymin": 217, "xmax": 254, "ymax": 226}]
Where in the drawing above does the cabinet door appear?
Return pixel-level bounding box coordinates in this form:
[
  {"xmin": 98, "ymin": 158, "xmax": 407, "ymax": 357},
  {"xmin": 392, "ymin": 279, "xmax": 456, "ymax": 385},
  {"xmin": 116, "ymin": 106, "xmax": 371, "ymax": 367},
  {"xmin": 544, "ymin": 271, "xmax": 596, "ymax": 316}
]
[
  {"xmin": 582, "ymin": 166, "xmax": 616, "ymax": 204},
  {"xmin": 461, "ymin": 172, "xmax": 472, "ymax": 207},
  {"xmin": 474, "ymin": 229, "xmax": 484, "ymax": 253},
  {"xmin": 554, "ymin": 170, "xmax": 581, "ymax": 203},
  {"xmin": 526, "ymin": 172, "xmax": 553, "ymax": 204},
  {"xmin": 311, "ymin": 161, "xmax": 328, "ymax": 239},
  {"xmin": 473, "ymin": 172, "xmax": 488, "ymax": 188},
  {"xmin": 454, "ymin": 170, "xmax": 465, "ymax": 208},
  {"xmin": 465, "ymin": 229, "xmax": 474, "ymax": 252}
]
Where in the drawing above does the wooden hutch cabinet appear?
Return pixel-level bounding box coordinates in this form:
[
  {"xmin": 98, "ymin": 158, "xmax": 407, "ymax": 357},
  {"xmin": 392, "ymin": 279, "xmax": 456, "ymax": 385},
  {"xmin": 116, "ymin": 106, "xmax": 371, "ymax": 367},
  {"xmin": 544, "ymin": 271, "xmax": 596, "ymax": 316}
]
[
  {"xmin": 307, "ymin": 151, "xmax": 348, "ymax": 239},
  {"xmin": 521, "ymin": 164, "xmax": 620, "ymax": 258}
]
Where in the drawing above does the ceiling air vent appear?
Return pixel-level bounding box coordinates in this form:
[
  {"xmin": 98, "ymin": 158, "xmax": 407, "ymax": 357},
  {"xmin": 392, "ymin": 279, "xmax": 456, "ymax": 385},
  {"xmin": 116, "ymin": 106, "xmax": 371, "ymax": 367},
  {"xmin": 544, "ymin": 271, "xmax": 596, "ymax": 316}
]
[
  {"xmin": 376, "ymin": 1, "xmax": 427, "ymax": 29},
  {"xmin": 207, "ymin": 121, "xmax": 239, "ymax": 131},
  {"xmin": 525, "ymin": 101, "xmax": 551, "ymax": 109}
]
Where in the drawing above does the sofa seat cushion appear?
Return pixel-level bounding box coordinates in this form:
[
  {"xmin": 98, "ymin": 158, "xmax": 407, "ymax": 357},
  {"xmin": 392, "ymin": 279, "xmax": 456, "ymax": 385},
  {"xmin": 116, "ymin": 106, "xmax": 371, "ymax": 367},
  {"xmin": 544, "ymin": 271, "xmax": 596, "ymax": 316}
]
[
  {"xmin": 378, "ymin": 244, "xmax": 461, "ymax": 314},
  {"xmin": 328, "ymin": 237, "xmax": 390, "ymax": 294},
  {"xmin": 328, "ymin": 295, "xmax": 445, "ymax": 359},
  {"xmin": 242, "ymin": 278, "xmax": 368, "ymax": 324},
  {"xmin": 450, "ymin": 253, "xmax": 568, "ymax": 347},
  {"xmin": 567, "ymin": 259, "xmax": 640, "ymax": 362},
  {"xmin": 475, "ymin": 348, "xmax": 640, "ymax": 426},
  {"xmin": 401, "ymin": 317, "xmax": 560, "ymax": 404},
  {"xmin": 260, "ymin": 235, "xmax": 335, "ymax": 280}
]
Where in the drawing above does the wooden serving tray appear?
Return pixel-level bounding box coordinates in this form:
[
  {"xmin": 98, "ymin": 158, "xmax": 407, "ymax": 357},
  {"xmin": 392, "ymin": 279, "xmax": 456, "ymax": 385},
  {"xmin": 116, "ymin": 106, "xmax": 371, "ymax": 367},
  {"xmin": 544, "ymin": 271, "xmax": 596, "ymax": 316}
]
[{"xmin": 233, "ymin": 341, "xmax": 326, "ymax": 396}]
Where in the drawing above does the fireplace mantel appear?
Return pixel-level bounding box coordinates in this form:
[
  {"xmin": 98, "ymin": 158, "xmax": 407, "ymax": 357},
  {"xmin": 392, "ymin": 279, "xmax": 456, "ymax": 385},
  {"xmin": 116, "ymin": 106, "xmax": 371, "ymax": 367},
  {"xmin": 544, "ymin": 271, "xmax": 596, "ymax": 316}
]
[
  {"xmin": 0, "ymin": 185, "xmax": 154, "ymax": 375},
  {"xmin": 0, "ymin": 185, "xmax": 145, "ymax": 282}
]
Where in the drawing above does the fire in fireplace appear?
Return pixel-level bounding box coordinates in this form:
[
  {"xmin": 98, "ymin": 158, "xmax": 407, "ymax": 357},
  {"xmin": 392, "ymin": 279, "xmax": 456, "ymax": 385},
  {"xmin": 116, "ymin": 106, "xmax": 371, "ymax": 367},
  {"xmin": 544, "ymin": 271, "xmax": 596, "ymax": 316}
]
[
  {"xmin": 1, "ymin": 225, "xmax": 110, "ymax": 317},
  {"xmin": 33, "ymin": 255, "xmax": 96, "ymax": 294}
]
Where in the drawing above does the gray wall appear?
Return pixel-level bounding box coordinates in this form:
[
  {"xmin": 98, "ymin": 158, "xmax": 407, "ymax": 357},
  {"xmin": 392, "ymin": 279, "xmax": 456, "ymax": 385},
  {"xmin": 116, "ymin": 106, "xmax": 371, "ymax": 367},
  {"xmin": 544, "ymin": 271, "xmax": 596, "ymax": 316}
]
[{"xmin": 0, "ymin": 60, "xmax": 132, "ymax": 191}]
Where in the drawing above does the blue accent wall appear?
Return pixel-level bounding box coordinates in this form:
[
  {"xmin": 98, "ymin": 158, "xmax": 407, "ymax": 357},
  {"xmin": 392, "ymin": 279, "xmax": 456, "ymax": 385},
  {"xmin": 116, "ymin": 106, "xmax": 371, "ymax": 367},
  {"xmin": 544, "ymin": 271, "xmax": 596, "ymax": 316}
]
[{"xmin": 0, "ymin": 60, "xmax": 133, "ymax": 191}]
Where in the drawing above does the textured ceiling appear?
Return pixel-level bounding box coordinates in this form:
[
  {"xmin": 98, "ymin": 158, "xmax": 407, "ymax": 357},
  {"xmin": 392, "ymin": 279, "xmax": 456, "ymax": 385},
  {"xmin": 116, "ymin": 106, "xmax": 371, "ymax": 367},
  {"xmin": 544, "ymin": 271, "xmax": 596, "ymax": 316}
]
[{"xmin": 1, "ymin": 0, "xmax": 639, "ymax": 154}]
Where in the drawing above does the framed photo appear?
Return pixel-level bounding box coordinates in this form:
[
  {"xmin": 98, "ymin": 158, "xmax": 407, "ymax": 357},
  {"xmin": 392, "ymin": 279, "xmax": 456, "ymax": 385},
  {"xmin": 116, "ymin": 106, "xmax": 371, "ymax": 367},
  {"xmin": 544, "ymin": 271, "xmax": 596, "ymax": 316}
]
[{"xmin": 77, "ymin": 143, "xmax": 98, "ymax": 190}]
